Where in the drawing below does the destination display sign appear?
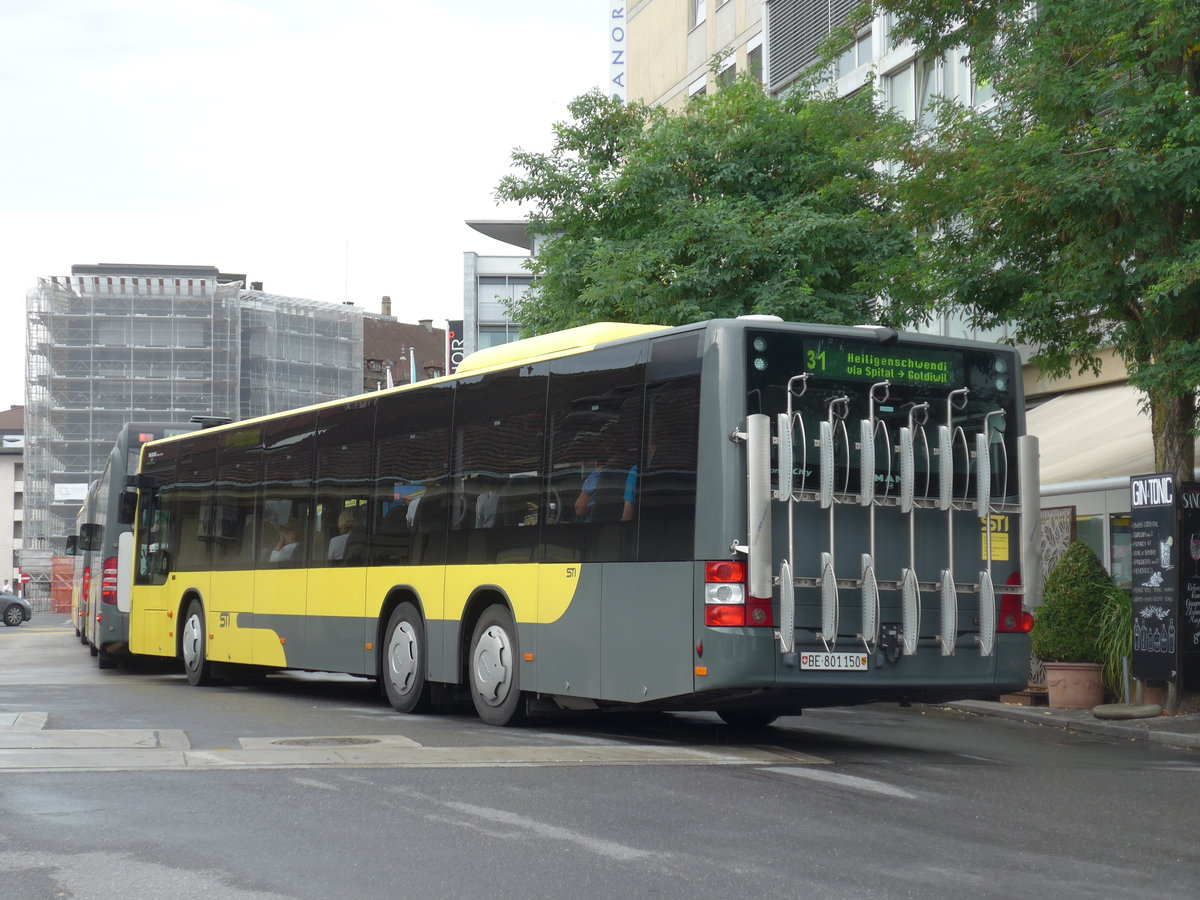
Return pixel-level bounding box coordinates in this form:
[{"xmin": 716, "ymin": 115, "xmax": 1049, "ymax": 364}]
[{"xmin": 802, "ymin": 339, "xmax": 964, "ymax": 388}]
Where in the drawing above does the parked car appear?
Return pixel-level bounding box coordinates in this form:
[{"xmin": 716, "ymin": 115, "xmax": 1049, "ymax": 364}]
[{"xmin": 2, "ymin": 593, "xmax": 31, "ymax": 627}]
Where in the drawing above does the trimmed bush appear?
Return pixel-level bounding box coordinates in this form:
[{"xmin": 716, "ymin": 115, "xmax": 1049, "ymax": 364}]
[{"xmin": 1031, "ymin": 541, "xmax": 1113, "ymax": 664}]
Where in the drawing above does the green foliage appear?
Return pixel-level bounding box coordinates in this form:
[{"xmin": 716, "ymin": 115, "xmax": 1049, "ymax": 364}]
[
  {"xmin": 496, "ymin": 77, "xmax": 913, "ymax": 335},
  {"xmin": 867, "ymin": 0, "xmax": 1200, "ymax": 483},
  {"xmin": 1093, "ymin": 582, "xmax": 1133, "ymax": 701},
  {"xmin": 1031, "ymin": 542, "xmax": 1115, "ymax": 664}
]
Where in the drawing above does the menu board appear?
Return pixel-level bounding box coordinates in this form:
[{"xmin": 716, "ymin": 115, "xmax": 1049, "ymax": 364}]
[
  {"xmin": 1130, "ymin": 475, "xmax": 1179, "ymax": 681},
  {"xmin": 1180, "ymin": 484, "xmax": 1200, "ymax": 658}
]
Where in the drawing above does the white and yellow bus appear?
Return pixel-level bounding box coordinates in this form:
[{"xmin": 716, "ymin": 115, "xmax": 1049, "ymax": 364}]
[{"xmin": 118, "ymin": 318, "xmax": 1037, "ymax": 726}]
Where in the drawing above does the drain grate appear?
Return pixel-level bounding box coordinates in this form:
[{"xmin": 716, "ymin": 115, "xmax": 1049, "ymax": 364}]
[{"xmin": 271, "ymin": 737, "xmax": 382, "ymax": 747}]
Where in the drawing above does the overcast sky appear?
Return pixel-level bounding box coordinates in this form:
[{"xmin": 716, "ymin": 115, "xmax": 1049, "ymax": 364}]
[{"xmin": 0, "ymin": 0, "xmax": 611, "ymax": 411}]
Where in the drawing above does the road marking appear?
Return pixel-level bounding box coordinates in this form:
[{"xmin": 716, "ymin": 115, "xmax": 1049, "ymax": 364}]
[
  {"xmin": 444, "ymin": 801, "xmax": 658, "ymax": 861},
  {"xmin": 767, "ymin": 765, "xmax": 916, "ymax": 799}
]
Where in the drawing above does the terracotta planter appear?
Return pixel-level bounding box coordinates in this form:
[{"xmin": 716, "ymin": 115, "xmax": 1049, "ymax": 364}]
[{"xmin": 1043, "ymin": 662, "xmax": 1105, "ymax": 710}]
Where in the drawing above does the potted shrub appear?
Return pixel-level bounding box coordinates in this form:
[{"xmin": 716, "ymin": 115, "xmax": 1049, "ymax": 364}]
[{"xmin": 1031, "ymin": 541, "xmax": 1110, "ymax": 709}]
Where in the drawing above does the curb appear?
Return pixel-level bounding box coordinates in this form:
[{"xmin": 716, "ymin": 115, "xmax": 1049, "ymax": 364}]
[{"xmin": 949, "ymin": 700, "xmax": 1200, "ymax": 751}]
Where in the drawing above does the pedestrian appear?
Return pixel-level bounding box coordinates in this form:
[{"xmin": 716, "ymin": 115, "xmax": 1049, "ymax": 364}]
[{"xmin": 1, "ymin": 578, "xmax": 10, "ymax": 594}]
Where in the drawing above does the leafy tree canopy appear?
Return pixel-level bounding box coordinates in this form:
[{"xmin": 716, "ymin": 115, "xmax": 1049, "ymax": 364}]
[
  {"xmin": 496, "ymin": 77, "xmax": 913, "ymax": 334},
  {"xmin": 861, "ymin": 0, "xmax": 1200, "ymax": 479}
]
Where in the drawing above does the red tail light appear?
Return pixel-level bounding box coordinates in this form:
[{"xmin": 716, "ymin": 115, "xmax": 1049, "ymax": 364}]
[
  {"xmin": 997, "ymin": 573, "xmax": 1032, "ymax": 633},
  {"xmin": 82, "ymin": 566, "xmax": 91, "ymax": 600},
  {"xmin": 704, "ymin": 561, "xmax": 772, "ymax": 628},
  {"xmin": 101, "ymin": 557, "xmax": 118, "ymax": 605}
]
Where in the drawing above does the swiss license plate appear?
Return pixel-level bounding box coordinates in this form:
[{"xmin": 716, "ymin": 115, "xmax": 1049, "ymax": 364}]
[{"xmin": 799, "ymin": 651, "xmax": 869, "ymax": 671}]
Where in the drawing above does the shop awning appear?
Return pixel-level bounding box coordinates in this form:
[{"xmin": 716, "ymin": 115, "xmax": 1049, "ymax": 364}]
[{"xmin": 1026, "ymin": 383, "xmax": 1159, "ymax": 487}]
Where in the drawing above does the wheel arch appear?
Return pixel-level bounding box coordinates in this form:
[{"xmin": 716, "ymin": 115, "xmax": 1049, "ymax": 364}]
[
  {"xmin": 175, "ymin": 589, "xmax": 204, "ymax": 659},
  {"xmin": 375, "ymin": 585, "xmax": 426, "ymax": 679},
  {"xmin": 458, "ymin": 586, "xmax": 514, "ymax": 685}
]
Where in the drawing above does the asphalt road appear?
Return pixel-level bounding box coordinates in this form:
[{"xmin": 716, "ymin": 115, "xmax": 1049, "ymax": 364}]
[{"xmin": 2, "ymin": 619, "xmax": 1197, "ymax": 899}]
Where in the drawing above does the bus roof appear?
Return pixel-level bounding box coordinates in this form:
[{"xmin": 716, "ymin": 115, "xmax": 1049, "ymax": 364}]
[{"xmin": 455, "ymin": 322, "xmax": 668, "ymax": 375}]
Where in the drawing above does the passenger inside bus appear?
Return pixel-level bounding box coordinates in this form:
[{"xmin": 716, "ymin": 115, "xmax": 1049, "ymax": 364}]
[
  {"xmin": 575, "ymin": 450, "xmax": 638, "ymax": 523},
  {"xmin": 269, "ymin": 521, "xmax": 300, "ymax": 562},
  {"xmin": 327, "ymin": 508, "xmax": 365, "ymax": 564}
]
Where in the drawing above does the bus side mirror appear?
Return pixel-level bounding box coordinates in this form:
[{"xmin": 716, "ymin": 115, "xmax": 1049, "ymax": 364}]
[{"xmin": 117, "ymin": 491, "xmax": 138, "ymax": 525}]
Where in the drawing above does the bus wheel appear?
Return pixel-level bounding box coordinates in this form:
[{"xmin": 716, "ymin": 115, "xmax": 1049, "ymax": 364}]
[
  {"xmin": 97, "ymin": 648, "xmax": 118, "ymax": 670},
  {"xmin": 468, "ymin": 605, "xmax": 524, "ymax": 726},
  {"xmin": 717, "ymin": 710, "xmax": 780, "ymax": 730},
  {"xmin": 181, "ymin": 600, "xmax": 213, "ymax": 686},
  {"xmin": 382, "ymin": 602, "xmax": 431, "ymax": 714}
]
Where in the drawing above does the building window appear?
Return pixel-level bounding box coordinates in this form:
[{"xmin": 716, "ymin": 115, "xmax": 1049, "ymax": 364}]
[
  {"xmin": 836, "ymin": 29, "xmax": 873, "ymax": 79},
  {"xmin": 747, "ymin": 41, "xmax": 763, "ymax": 84},
  {"xmin": 886, "ymin": 62, "xmax": 916, "ymax": 121},
  {"xmin": 691, "ymin": 0, "xmax": 706, "ymax": 28},
  {"xmin": 717, "ymin": 60, "xmax": 736, "ymax": 88}
]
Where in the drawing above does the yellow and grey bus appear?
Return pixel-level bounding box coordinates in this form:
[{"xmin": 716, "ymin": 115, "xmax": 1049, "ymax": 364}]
[
  {"xmin": 77, "ymin": 422, "xmax": 197, "ymax": 666},
  {"xmin": 118, "ymin": 319, "xmax": 1037, "ymax": 726}
]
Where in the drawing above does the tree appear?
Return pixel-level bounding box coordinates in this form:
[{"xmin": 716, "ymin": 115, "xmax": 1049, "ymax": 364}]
[
  {"xmin": 496, "ymin": 77, "xmax": 913, "ymax": 334},
  {"xmin": 866, "ymin": 0, "xmax": 1200, "ymax": 484}
]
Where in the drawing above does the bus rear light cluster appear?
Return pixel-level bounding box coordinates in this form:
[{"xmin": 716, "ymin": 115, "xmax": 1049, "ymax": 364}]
[
  {"xmin": 704, "ymin": 561, "xmax": 773, "ymax": 628},
  {"xmin": 997, "ymin": 592, "xmax": 1032, "ymax": 633},
  {"xmin": 101, "ymin": 557, "xmax": 118, "ymax": 606}
]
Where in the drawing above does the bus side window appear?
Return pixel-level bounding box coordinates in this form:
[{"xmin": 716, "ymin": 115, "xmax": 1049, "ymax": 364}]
[
  {"xmin": 638, "ymin": 377, "xmax": 699, "ymax": 561},
  {"xmin": 259, "ymin": 414, "xmax": 316, "ymax": 568},
  {"xmin": 372, "ymin": 382, "xmax": 453, "ymax": 567},
  {"xmin": 447, "ymin": 365, "xmax": 547, "ymax": 566},
  {"xmin": 315, "ymin": 401, "xmax": 374, "ymax": 568},
  {"xmin": 545, "ymin": 346, "xmax": 645, "ymax": 564}
]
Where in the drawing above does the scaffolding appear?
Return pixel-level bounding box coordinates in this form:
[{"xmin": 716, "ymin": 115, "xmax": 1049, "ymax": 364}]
[{"xmin": 24, "ymin": 269, "xmax": 364, "ymax": 576}]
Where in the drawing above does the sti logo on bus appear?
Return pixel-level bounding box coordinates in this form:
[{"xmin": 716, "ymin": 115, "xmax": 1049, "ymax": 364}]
[{"xmin": 1131, "ymin": 475, "xmax": 1174, "ymax": 508}]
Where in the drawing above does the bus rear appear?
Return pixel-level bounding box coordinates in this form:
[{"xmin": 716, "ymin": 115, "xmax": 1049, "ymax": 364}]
[{"xmin": 688, "ymin": 320, "xmax": 1036, "ymax": 718}]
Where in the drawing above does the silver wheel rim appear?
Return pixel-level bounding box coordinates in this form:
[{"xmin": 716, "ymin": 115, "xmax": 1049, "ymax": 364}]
[
  {"xmin": 4, "ymin": 606, "xmax": 20, "ymax": 625},
  {"xmin": 386, "ymin": 621, "xmax": 420, "ymax": 696},
  {"xmin": 472, "ymin": 624, "xmax": 513, "ymax": 708},
  {"xmin": 182, "ymin": 613, "xmax": 203, "ymax": 672}
]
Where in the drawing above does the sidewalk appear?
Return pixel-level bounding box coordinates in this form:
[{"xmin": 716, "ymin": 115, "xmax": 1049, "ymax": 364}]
[{"xmin": 950, "ymin": 700, "xmax": 1200, "ymax": 750}]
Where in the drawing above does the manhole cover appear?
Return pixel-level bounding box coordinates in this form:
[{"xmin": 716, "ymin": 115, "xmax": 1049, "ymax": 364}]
[{"xmin": 271, "ymin": 737, "xmax": 382, "ymax": 747}]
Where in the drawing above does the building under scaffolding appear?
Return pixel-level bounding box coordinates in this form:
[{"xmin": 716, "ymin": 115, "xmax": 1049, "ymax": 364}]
[{"xmin": 24, "ymin": 265, "xmax": 363, "ymax": 581}]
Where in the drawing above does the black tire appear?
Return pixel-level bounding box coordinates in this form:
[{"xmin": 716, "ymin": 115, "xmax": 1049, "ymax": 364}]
[
  {"xmin": 468, "ymin": 604, "xmax": 524, "ymax": 726},
  {"xmin": 381, "ymin": 602, "xmax": 431, "ymax": 714},
  {"xmin": 97, "ymin": 648, "xmax": 119, "ymax": 670},
  {"xmin": 717, "ymin": 709, "xmax": 780, "ymax": 730},
  {"xmin": 181, "ymin": 600, "xmax": 213, "ymax": 686},
  {"xmin": 89, "ymin": 642, "xmax": 98, "ymax": 656},
  {"xmin": 2, "ymin": 604, "xmax": 22, "ymax": 627}
]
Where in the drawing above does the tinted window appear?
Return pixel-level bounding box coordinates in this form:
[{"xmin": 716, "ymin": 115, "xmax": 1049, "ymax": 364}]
[
  {"xmin": 259, "ymin": 414, "xmax": 316, "ymax": 568},
  {"xmin": 372, "ymin": 382, "xmax": 453, "ymax": 566},
  {"xmin": 173, "ymin": 434, "xmax": 218, "ymax": 572},
  {"xmin": 213, "ymin": 425, "xmax": 262, "ymax": 571},
  {"xmin": 314, "ymin": 400, "xmax": 374, "ymax": 567},
  {"xmin": 448, "ymin": 365, "xmax": 547, "ymax": 565},
  {"xmin": 136, "ymin": 441, "xmax": 180, "ymax": 585},
  {"xmin": 544, "ymin": 346, "xmax": 645, "ymax": 563},
  {"xmin": 638, "ymin": 374, "xmax": 699, "ymax": 560}
]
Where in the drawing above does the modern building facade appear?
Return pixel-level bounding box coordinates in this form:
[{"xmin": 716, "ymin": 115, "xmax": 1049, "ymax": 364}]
[
  {"xmin": 24, "ymin": 264, "xmax": 364, "ymax": 576},
  {"xmin": 462, "ymin": 221, "xmax": 534, "ymax": 357}
]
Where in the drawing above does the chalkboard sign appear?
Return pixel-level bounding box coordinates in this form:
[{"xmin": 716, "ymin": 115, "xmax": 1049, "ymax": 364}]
[
  {"xmin": 1130, "ymin": 474, "xmax": 1178, "ymax": 681},
  {"xmin": 1180, "ymin": 484, "xmax": 1200, "ymax": 657}
]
